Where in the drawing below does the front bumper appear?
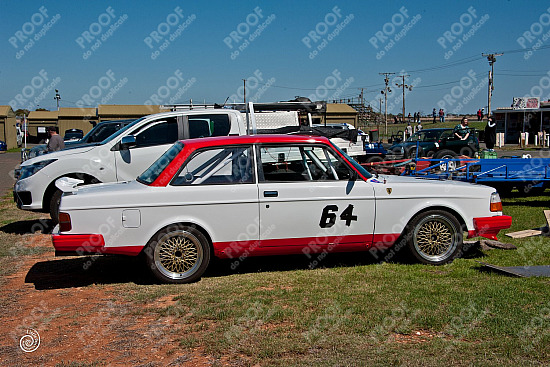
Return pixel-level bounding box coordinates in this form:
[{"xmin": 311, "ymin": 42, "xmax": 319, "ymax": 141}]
[{"xmin": 468, "ymin": 215, "xmax": 512, "ymax": 240}]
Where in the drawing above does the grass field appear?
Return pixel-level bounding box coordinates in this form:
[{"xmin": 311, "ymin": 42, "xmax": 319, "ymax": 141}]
[{"xmin": 0, "ymin": 190, "xmax": 549, "ymax": 366}]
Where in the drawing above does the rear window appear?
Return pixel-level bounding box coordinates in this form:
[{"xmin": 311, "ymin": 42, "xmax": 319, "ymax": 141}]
[{"xmin": 137, "ymin": 142, "xmax": 184, "ymax": 185}]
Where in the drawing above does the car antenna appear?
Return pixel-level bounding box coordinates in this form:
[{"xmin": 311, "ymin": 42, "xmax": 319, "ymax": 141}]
[{"xmin": 222, "ymin": 96, "xmax": 229, "ymax": 107}]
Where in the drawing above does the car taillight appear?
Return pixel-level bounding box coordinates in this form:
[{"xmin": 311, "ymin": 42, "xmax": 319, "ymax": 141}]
[
  {"xmin": 490, "ymin": 192, "xmax": 502, "ymax": 212},
  {"xmin": 59, "ymin": 212, "xmax": 72, "ymax": 232}
]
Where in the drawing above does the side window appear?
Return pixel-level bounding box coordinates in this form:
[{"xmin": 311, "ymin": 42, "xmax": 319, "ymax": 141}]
[
  {"xmin": 188, "ymin": 114, "xmax": 231, "ymax": 139},
  {"xmin": 172, "ymin": 146, "xmax": 253, "ymax": 185},
  {"xmin": 135, "ymin": 117, "xmax": 178, "ymax": 148},
  {"xmin": 259, "ymin": 145, "xmax": 352, "ymax": 182}
]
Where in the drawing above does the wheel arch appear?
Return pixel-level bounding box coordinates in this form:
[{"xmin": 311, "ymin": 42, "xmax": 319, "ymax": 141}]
[
  {"xmin": 42, "ymin": 173, "xmax": 102, "ymax": 212},
  {"xmin": 403, "ymin": 205, "xmax": 467, "ymax": 235},
  {"xmin": 140, "ymin": 220, "xmax": 215, "ymax": 257}
]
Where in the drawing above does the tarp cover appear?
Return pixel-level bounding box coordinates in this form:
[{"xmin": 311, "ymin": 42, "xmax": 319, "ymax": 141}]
[{"xmin": 477, "ymin": 261, "xmax": 550, "ymax": 277}]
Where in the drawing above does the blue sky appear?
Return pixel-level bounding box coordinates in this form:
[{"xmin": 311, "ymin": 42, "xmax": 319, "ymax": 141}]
[{"xmin": 2, "ymin": 0, "xmax": 550, "ymax": 116}]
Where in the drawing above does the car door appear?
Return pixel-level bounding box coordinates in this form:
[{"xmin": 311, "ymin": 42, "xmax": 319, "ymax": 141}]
[
  {"xmin": 169, "ymin": 144, "xmax": 259, "ymax": 258},
  {"xmin": 114, "ymin": 116, "xmax": 181, "ymax": 181},
  {"xmin": 257, "ymin": 143, "xmax": 376, "ymax": 252}
]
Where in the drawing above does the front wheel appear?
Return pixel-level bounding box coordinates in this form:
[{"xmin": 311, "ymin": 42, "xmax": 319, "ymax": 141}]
[
  {"xmin": 145, "ymin": 225, "xmax": 211, "ymax": 284},
  {"xmin": 405, "ymin": 210, "xmax": 463, "ymax": 265},
  {"xmin": 49, "ymin": 189, "xmax": 63, "ymax": 224}
]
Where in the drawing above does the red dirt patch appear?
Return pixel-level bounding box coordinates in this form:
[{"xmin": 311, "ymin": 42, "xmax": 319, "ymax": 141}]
[{"xmin": 0, "ymin": 243, "xmax": 227, "ymax": 366}]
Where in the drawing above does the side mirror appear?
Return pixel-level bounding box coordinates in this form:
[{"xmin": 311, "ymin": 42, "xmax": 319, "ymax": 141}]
[{"xmin": 120, "ymin": 135, "xmax": 136, "ymax": 150}]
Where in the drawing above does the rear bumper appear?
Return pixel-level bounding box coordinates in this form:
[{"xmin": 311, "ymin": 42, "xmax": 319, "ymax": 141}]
[
  {"xmin": 52, "ymin": 234, "xmax": 143, "ymax": 256},
  {"xmin": 468, "ymin": 215, "xmax": 512, "ymax": 241}
]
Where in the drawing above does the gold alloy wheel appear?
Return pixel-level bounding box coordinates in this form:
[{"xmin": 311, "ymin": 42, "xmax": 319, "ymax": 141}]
[
  {"xmin": 412, "ymin": 214, "xmax": 458, "ymax": 262},
  {"xmin": 154, "ymin": 230, "xmax": 203, "ymax": 279}
]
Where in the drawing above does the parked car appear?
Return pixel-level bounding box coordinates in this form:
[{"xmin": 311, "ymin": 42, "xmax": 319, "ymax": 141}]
[
  {"xmin": 21, "ymin": 120, "xmax": 136, "ymax": 162},
  {"xmin": 0, "ymin": 140, "xmax": 6, "ymax": 152},
  {"xmin": 14, "ymin": 110, "xmax": 244, "ymax": 221},
  {"xmin": 64, "ymin": 129, "xmax": 84, "ymax": 142},
  {"xmin": 52, "ymin": 134, "xmax": 511, "ymax": 283},
  {"xmin": 389, "ymin": 128, "xmax": 479, "ymax": 159}
]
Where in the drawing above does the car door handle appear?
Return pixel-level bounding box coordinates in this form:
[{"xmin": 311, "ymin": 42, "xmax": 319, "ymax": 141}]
[{"xmin": 263, "ymin": 191, "xmax": 278, "ymax": 197}]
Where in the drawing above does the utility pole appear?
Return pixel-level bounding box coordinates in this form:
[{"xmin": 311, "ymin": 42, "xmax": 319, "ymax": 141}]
[
  {"xmin": 54, "ymin": 89, "xmax": 61, "ymax": 111},
  {"xmin": 379, "ymin": 97, "xmax": 383, "ymax": 130},
  {"xmin": 379, "ymin": 72, "xmax": 394, "ymax": 135},
  {"xmin": 358, "ymin": 88, "xmax": 364, "ymax": 128},
  {"xmin": 395, "ymin": 74, "xmax": 412, "ymax": 124},
  {"xmin": 482, "ymin": 53, "xmax": 502, "ymax": 117}
]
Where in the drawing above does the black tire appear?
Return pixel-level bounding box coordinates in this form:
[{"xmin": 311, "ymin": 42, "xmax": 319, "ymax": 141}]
[
  {"xmin": 406, "ymin": 146, "xmax": 424, "ymax": 159},
  {"xmin": 145, "ymin": 224, "xmax": 211, "ymax": 284},
  {"xmin": 459, "ymin": 146, "xmax": 475, "ymax": 157},
  {"xmin": 366, "ymin": 155, "xmax": 384, "ymax": 164},
  {"xmin": 433, "ymin": 149, "xmax": 458, "ymax": 159},
  {"xmin": 405, "ymin": 210, "xmax": 463, "ymax": 265},
  {"xmin": 49, "ymin": 189, "xmax": 63, "ymax": 224}
]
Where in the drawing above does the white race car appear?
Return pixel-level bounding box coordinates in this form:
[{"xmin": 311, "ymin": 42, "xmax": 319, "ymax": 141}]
[{"xmin": 52, "ymin": 135, "xmax": 511, "ymax": 283}]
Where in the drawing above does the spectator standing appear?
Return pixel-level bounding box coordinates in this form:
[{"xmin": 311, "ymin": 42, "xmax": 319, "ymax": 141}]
[
  {"xmin": 432, "ymin": 108, "xmax": 437, "ymax": 124},
  {"xmin": 477, "ymin": 109, "xmax": 482, "ymax": 121},
  {"xmin": 406, "ymin": 122, "xmax": 413, "ymax": 139},
  {"xmin": 484, "ymin": 115, "xmax": 497, "ymax": 150},
  {"xmin": 46, "ymin": 126, "xmax": 65, "ymax": 152},
  {"xmin": 439, "ymin": 109, "xmax": 445, "ymax": 122},
  {"xmin": 417, "ymin": 121, "xmax": 423, "ymax": 132}
]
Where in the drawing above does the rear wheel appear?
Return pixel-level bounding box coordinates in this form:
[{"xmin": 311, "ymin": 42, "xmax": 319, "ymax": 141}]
[
  {"xmin": 366, "ymin": 155, "xmax": 384, "ymax": 164},
  {"xmin": 459, "ymin": 146, "xmax": 475, "ymax": 157},
  {"xmin": 145, "ymin": 225, "xmax": 211, "ymax": 284},
  {"xmin": 434, "ymin": 149, "xmax": 458, "ymax": 171},
  {"xmin": 405, "ymin": 210, "xmax": 463, "ymax": 265},
  {"xmin": 406, "ymin": 146, "xmax": 424, "ymax": 159}
]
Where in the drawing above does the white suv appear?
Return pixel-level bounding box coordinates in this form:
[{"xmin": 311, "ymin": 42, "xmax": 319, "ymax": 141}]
[{"xmin": 14, "ymin": 109, "xmax": 246, "ymax": 221}]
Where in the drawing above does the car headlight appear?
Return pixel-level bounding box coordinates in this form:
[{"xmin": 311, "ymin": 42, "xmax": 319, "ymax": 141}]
[{"xmin": 18, "ymin": 159, "xmax": 57, "ymax": 180}]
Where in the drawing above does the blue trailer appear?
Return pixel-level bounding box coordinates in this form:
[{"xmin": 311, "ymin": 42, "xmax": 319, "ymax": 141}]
[{"xmin": 404, "ymin": 156, "xmax": 550, "ymax": 195}]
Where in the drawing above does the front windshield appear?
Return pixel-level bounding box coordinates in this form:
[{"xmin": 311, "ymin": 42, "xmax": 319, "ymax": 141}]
[
  {"xmin": 137, "ymin": 141, "xmax": 184, "ymax": 185},
  {"xmin": 100, "ymin": 117, "xmax": 145, "ymax": 145},
  {"xmin": 407, "ymin": 130, "xmax": 441, "ymax": 142},
  {"xmin": 329, "ymin": 141, "xmax": 372, "ymax": 179}
]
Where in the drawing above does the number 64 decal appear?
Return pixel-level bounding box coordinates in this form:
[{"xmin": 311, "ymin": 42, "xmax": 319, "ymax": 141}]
[{"xmin": 319, "ymin": 204, "xmax": 358, "ymax": 228}]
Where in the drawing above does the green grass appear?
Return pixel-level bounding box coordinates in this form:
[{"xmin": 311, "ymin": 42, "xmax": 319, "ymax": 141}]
[
  {"xmin": 1, "ymin": 190, "xmax": 549, "ymax": 366},
  {"xmin": 115, "ymin": 194, "xmax": 549, "ymax": 366}
]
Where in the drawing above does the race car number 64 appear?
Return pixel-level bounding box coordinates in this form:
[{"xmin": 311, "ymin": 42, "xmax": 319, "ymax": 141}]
[{"xmin": 319, "ymin": 204, "xmax": 357, "ymax": 228}]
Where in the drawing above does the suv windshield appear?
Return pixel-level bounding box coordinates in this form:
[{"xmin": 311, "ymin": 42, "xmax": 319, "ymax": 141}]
[
  {"xmin": 100, "ymin": 117, "xmax": 145, "ymax": 145},
  {"xmin": 408, "ymin": 130, "xmax": 444, "ymax": 142}
]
